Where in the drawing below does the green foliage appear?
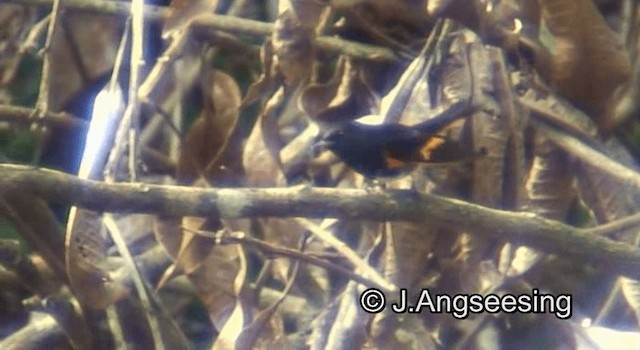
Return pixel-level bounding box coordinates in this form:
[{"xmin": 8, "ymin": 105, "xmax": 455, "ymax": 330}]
[
  {"xmin": 8, "ymin": 53, "xmax": 41, "ymax": 107},
  {"xmin": 0, "ymin": 128, "xmax": 39, "ymax": 163}
]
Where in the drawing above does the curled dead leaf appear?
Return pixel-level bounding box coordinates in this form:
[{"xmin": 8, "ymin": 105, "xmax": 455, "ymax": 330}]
[
  {"xmin": 177, "ymin": 69, "xmax": 242, "ymax": 184},
  {"xmin": 299, "ymin": 57, "xmax": 376, "ymax": 124},
  {"xmin": 243, "ymin": 40, "xmax": 282, "ymax": 107},
  {"xmin": 65, "ymin": 208, "xmax": 128, "ymax": 308}
]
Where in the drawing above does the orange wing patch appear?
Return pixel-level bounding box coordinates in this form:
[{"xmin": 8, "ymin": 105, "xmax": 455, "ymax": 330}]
[
  {"xmin": 383, "ymin": 150, "xmax": 408, "ymax": 169},
  {"xmin": 419, "ymin": 136, "xmax": 446, "ymax": 161}
]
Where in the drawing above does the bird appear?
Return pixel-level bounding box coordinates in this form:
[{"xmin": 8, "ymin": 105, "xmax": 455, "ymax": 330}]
[{"xmin": 314, "ymin": 118, "xmax": 478, "ymax": 180}]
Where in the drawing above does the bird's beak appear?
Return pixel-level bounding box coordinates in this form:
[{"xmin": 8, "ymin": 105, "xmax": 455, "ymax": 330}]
[{"xmin": 312, "ymin": 139, "xmax": 331, "ymax": 157}]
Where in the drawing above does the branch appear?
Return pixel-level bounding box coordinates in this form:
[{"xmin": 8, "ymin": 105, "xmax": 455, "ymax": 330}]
[
  {"xmin": 4, "ymin": 164, "xmax": 640, "ymax": 280},
  {"xmin": 535, "ymin": 121, "xmax": 640, "ymax": 191},
  {"xmin": 9, "ymin": 0, "xmax": 397, "ymax": 62},
  {"xmin": 0, "ymin": 104, "xmax": 86, "ymax": 129},
  {"xmin": 33, "ymin": 0, "xmax": 62, "ymax": 119}
]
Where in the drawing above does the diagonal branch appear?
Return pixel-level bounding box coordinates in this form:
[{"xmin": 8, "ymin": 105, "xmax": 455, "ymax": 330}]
[{"xmin": 3, "ymin": 164, "xmax": 640, "ymax": 280}]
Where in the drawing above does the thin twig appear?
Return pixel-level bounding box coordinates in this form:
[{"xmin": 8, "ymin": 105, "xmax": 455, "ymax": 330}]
[
  {"xmin": 585, "ymin": 212, "xmax": 640, "ymax": 237},
  {"xmin": 295, "ymin": 218, "xmax": 396, "ymax": 292},
  {"xmin": 25, "ymin": 0, "xmax": 61, "ymax": 166},
  {"xmin": 19, "ymin": 14, "xmax": 50, "ymax": 55},
  {"xmin": 128, "ymin": 0, "xmax": 144, "ymax": 181},
  {"xmin": 103, "ymin": 214, "xmax": 166, "ymax": 350},
  {"xmin": 534, "ymin": 122, "xmax": 640, "ymax": 191},
  {"xmin": 34, "ymin": 0, "xmax": 62, "ymax": 117},
  {"xmin": 190, "ymin": 228, "xmax": 393, "ymax": 292},
  {"xmin": 519, "ymin": 83, "xmax": 640, "ymax": 193}
]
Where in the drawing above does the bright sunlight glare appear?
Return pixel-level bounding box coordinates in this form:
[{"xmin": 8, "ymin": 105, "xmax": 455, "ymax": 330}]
[{"xmin": 78, "ymin": 84, "xmax": 124, "ymax": 179}]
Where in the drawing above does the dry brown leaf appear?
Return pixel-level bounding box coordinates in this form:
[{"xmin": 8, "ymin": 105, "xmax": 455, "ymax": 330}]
[
  {"xmin": 468, "ymin": 45, "xmax": 507, "ymax": 207},
  {"xmin": 157, "ymin": 70, "xmax": 241, "ymax": 287},
  {"xmin": 243, "ymin": 106, "xmax": 286, "ymax": 187},
  {"xmin": 245, "ymin": 86, "xmax": 291, "ymax": 186},
  {"xmin": 154, "ymin": 190, "xmax": 221, "ymax": 289},
  {"xmin": 177, "ymin": 69, "xmax": 242, "ymax": 184},
  {"xmin": 176, "ymin": 216, "xmax": 217, "ymax": 274},
  {"xmin": 432, "ymin": 0, "xmax": 550, "ymax": 98},
  {"xmin": 65, "ymin": 208, "xmax": 128, "ymax": 308},
  {"xmin": 299, "ymin": 57, "xmax": 376, "ymax": 124},
  {"xmin": 523, "ymin": 135, "xmax": 574, "ymax": 220},
  {"xmin": 152, "ymin": 216, "xmax": 183, "ymax": 260},
  {"xmin": 243, "ymin": 40, "xmax": 281, "ymax": 107},
  {"xmin": 0, "ymin": 4, "xmax": 37, "ymax": 86},
  {"xmin": 185, "ymin": 245, "xmax": 240, "ymax": 330},
  {"xmin": 492, "ymin": 50, "xmax": 528, "ymax": 208},
  {"xmin": 299, "ymin": 57, "xmax": 350, "ymax": 121},
  {"xmin": 499, "ymin": 135, "xmax": 574, "ymax": 278},
  {"xmin": 424, "ymin": 40, "xmax": 500, "ymax": 285},
  {"xmin": 306, "ymin": 295, "xmax": 340, "ymax": 349},
  {"xmin": 211, "ymin": 244, "xmax": 248, "ymax": 348},
  {"xmin": 395, "ymin": 28, "xmax": 475, "ymax": 130},
  {"xmin": 334, "ymin": 0, "xmax": 427, "ymax": 26},
  {"xmin": 154, "ymin": 213, "xmax": 219, "ymax": 287},
  {"xmin": 164, "ymin": 0, "xmax": 219, "ymax": 35},
  {"xmin": 154, "ymin": 217, "xmax": 240, "ymax": 332},
  {"xmin": 573, "ymin": 138, "xmax": 640, "ymax": 324},
  {"xmin": 374, "ymin": 316, "xmax": 436, "ymax": 349},
  {"xmin": 540, "ymin": 0, "xmax": 631, "ymax": 131},
  {"xmin": 516, "ymin": 75, "xmax": 600, "ymax": 142},
  {"xmin": 576, "ymin": 139, "xmax": 640, "ymax": 240},
  {"xmin": 226, "ymin": 230, "xmax": 297, "ymax": 350},
  {"xmin": 48, "ymin": 13, "xmax": 121, "ymax": 111},
  {"xmin": 331, "ymin": 0, "xmax": 428, "ymax": 48}
]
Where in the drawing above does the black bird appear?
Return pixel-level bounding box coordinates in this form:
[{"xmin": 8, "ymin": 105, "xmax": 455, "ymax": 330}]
[{"xmin": 314, "ymin": 119, "xmax": 474, "ymax": 179}]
